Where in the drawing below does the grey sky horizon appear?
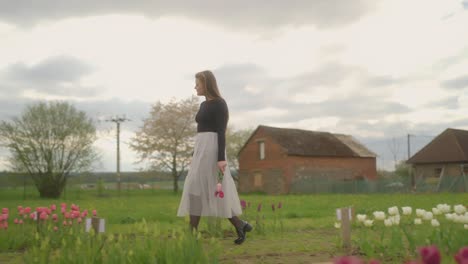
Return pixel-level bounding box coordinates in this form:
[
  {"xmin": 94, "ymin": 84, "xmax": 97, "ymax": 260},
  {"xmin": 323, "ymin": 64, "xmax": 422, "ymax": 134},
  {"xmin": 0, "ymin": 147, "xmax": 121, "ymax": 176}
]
[{"xmin": 0, "ymin": 0, "xmax": 467, "ymax": 172}]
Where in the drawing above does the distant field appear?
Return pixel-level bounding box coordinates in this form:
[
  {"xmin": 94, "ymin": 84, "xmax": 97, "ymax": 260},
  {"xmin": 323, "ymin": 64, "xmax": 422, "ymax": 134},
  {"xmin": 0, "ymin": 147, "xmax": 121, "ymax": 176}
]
[{"xmin": 0, "ymin": 188, "xmax": 467, "ymax": 263}]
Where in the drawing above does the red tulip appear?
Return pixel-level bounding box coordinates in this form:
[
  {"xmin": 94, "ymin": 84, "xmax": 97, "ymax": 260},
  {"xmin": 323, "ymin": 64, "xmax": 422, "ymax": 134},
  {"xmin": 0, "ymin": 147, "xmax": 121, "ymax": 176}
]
[
  {"xmin": 455, "ymin": 247, "xmax": 468, "ymax": 264},
  {"xmin": 419, "ymin": 245, "xmax": 441, "ymax": 264},
  {"xmin": 240, "ymin": 200, "xmax": 247, "ymax": 209},
  {"xmin": 333, "ymin": 256, "xmax": 365, "ymax": 264},
  {"xmin": 219, "ymin": 191, "xmax": 224, "ymax": 198},
  {"xmin": 24, "ymin": 207, "xmax": 31, "ymax": 214}
]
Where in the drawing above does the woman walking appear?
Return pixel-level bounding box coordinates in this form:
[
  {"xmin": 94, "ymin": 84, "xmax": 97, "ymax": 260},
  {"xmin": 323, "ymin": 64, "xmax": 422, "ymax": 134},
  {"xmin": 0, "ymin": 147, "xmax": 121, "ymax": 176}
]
[{"xmin": 177, "ymin": 70, "xmax": 252, "ymax": 245}]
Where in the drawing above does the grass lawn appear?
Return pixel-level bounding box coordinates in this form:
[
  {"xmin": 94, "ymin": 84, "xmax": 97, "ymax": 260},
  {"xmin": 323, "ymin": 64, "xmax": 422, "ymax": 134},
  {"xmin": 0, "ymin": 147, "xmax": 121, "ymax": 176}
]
[{"xmin": 0, "ymin": 187, "xmax": 467, "ymax": 263}]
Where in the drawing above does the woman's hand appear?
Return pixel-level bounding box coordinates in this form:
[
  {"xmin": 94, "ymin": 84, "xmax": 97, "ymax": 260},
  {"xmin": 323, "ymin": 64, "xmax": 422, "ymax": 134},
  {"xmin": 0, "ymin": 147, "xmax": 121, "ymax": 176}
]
[{"xmin": 217, "ymin": 161, "xmax": 227, "ymax": 174}]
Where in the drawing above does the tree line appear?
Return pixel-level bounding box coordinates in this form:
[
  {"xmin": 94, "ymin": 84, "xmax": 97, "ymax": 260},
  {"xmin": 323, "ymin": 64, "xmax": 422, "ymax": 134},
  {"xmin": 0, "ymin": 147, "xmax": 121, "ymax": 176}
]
[{"xmin": 0, "ymin": 98, "xmax": 253, "ymax": 198}]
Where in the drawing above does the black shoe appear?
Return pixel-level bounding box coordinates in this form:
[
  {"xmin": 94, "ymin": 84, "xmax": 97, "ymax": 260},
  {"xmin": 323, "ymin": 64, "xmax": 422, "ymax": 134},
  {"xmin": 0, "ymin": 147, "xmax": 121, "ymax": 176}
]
[{"xmin": 234, "ymin": 221, "xmax": 252, "ymax": 245}]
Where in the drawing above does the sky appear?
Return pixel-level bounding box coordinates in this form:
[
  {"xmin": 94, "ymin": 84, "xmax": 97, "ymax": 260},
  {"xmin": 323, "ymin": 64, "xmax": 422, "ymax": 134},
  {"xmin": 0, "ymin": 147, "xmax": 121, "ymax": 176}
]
[{"xmin": 0, "ymin": 0, "xmax": 467, "ymax": 172}]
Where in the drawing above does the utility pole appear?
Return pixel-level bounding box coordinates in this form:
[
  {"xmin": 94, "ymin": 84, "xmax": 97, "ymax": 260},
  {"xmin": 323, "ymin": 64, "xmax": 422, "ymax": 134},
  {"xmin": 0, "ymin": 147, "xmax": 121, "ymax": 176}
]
[
  {"xmin": 106, "ymin": 116, "xmax": 130, "ymax": 195},
  {"xmin": 407, "ymin": 134, "xmax": 414, "ymax": 190}
]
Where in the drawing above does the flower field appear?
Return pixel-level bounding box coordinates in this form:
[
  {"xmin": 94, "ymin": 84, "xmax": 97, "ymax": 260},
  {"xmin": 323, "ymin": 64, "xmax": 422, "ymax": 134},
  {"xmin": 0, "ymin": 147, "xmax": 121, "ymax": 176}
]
[{"xmin": 0, "ymin": 188, "xmax": 467, "ymax": 263}]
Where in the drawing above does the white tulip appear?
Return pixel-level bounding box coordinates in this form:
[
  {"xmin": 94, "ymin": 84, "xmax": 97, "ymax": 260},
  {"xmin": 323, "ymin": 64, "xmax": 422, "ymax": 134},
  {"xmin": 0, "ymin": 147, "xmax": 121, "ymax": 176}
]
[
  {"xmin": 357, "ymin": 214, "xmax": 367, "ymax": 222},
  {"xmin": 388, "ymin": 206, "xmax": 399, "ymax": 216},
  {"xmin": 465, "ymin": 224, "xmax": 468, "ymax": 230},
  {"xmin": 414, "ymin": 218, "xmax": 422, "ymax": 225},
  {"xmin": 364, "ymin": 220, "xmax": 374, "ymax": 227},
  {"xmin": 462, "ymin": 215, "xmax": 468, "ymax": 224},
  {"xmin": 384, "ymin": 219, "xmax": 393, "ymax": 227},
  {"xmin": 416, "ymin": 209, "xmax": 425, "ymax": 218},
  {"xmin": 454, "ymin": 205, "xmax": 467, "ymax": 215},
  {"xmin": 432, "ymin": 208, "xmax": 442, "ymax": 215},
  {"xmin": 431, "ymin": 219, "xmax": 440, "ymax": 227},
  {"xmin": 402, "ymin": 207, "xmax": 412, "ymax": 215},
  {"xmin": 423, "ymin": 212, "xmax": 433, "ymax": 221},
  {"xmin": 445, "ymin": 213, "xmax": 455, "ymax": 221},
  {"xmin": 334, "ymin": 222, "xmax": 341, "ymax": 229},
  {"xmin": 437, "ymin": 204, "xmax": 451, "ymax": 213},
  {"xmin": 373, "ymin": 211, "xmax": 386, "ymax": 221}
]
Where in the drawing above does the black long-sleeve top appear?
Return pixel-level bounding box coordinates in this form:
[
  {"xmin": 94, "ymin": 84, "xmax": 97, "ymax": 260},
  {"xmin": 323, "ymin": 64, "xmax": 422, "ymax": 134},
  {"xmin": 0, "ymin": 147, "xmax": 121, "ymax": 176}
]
[{"xmin": 196, "ymin": 98, "xmax": 228, "ymax": 161}]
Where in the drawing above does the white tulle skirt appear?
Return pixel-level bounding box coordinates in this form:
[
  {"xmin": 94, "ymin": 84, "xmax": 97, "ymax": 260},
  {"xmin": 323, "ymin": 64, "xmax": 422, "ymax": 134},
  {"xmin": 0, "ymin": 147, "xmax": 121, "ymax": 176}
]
[{"xmin": 177, "ymin": 132, "xmax": 242, "ymax": 218}]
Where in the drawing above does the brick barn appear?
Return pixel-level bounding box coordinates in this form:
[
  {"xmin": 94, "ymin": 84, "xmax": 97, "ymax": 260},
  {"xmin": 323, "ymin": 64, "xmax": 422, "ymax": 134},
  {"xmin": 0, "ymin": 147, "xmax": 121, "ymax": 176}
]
[
  {"xmin": 237, "ymin": 125, "xmax": 377, "ymax": 194},
  {"xmin": 407, "ymin": 128, "xmax": 468, "ymax": 192}
]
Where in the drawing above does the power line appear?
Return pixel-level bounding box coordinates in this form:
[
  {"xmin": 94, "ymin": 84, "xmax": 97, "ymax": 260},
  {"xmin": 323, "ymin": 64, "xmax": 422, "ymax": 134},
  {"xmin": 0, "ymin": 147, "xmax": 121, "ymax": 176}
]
[{"xmin": 106, "ymin": 116, "xmax": 131, "ymax": 195}]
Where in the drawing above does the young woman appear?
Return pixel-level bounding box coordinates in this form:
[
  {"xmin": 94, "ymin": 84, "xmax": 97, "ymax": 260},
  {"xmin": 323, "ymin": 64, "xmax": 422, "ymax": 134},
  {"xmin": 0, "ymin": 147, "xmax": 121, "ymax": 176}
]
[{"xmin": 177, "ymin": 70, "xmax": 252, "ymax": 245}]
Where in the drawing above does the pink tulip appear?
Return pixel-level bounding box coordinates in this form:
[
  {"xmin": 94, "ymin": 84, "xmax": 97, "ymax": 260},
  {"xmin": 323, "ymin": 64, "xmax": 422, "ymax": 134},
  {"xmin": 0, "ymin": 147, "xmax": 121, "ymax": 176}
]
[
  {"xmin": 2, "ymin": 213, "xmax": 8, "ymax": 220},
  {"xmin": 77, "ymin": 217, "xmax": 82, "ymax": 224},
  {"xmin": 18, "ymin": 219, "xmax": 23, "ymax": 224},
  {"xmin": 17, "ymin": 206, "xmax": 23, "ymax": 212},
  {"xmin": 64, "ymin": 212, "xmax": 71, "ymax": 219},
  {"xmin": 24, "ymin": 207, "xmax": 31, "ymax": 214},
  {"xmin": 61, "ymin": 203, "xmax": 66, "ymax": 209},
  {"xmin": 39, "ymin": 212, "xmax": 48, "ymax": 220},
  {"xmin": 0, "ymin": 215, "xmax": 3, "ymax": 221},
  {"xmin": 216, "ymin": 183, "xmax": 222, "ymax": 192},
  {"xmin": 419, "ymin": 245, "xmax": 441, "ymax": 264},
  {"xmin": 53, "ymin": 226, "xmax": 58, "ymax": 232},
  {"xmin": 61, "ymin": 207, "xmax": 66, "ymax": 214},
  {"xmin": 14, "ymin": 218, "xmax": 18, "ymax": 224},
  {"xmin": 455, "ymin": 247, "xmax": 468, "ymax": 264},
  {"xmin": 334, "ymin": 256, "xmax": 365, "ymax": 264},
  {"xmin": 62, "ymin": 220, "xmax": 67, "ymax": 226},
  {"xmin": 52, "ymin": 214, "xmax": 58, "ymax": 221},
  {"xmin": 1, "ymin": 208, "xmax": 8, "ymax": 214},
  {"xmin": 219, "ymin": 191, "xmax": 224, "ymax": 198},
  {"xmin": 50, "ymin": 204, "xmax": 56, "ymax": 211},
  {"xmin": 240, "ymin": 200, "xmax": 247, "ymax": 209},
  {"xmin": 81, "ymin": 211, "xmax": 87, "ymax": 218},
  {"xmin": 92, "ymin": 210, "xmax": 97, "ymax": 217},
  {"xmin": 19, "ymin": 209, "xmax": 24, "ymax": 216},
  {"xmin": 30, "ymin": 213, "xmax": 37, "ymax": 220}
]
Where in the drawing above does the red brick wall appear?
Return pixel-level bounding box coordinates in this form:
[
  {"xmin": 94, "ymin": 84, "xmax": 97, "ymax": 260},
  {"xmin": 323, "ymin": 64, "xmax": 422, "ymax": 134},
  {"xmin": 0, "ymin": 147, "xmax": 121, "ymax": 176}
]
[{"xmin": 238, "ymin": 127, "xmax": 377, "ymax": 194}]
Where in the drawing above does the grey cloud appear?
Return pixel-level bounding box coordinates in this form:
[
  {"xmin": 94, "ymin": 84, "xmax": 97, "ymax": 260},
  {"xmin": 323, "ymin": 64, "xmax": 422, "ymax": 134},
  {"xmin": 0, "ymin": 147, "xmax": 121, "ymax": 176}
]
[
  {"xmin": 424, "ymin": 96, "xmax": 459, "ymax": 109},
  {"xmin": 0, "ymin": 0, "xmax": 377, "ymax": 31},
  {"xmin": 1, "ymin": 56, "xmax": 99, "ymax": 98},
  {"xmin": 442, "ymin": 75, "xmax": 468, "ymax": 90}
]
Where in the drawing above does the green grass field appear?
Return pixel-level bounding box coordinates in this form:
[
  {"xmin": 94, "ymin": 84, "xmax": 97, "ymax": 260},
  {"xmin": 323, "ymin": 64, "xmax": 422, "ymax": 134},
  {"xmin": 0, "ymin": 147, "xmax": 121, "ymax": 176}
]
[{"xmin": 0, "ymin": 187, "xmax": 467, "ymax": 263}]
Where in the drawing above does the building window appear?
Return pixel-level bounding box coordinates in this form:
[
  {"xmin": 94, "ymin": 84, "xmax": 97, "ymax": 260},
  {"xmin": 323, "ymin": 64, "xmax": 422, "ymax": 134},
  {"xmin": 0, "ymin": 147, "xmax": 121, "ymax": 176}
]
[
  {"xmin": 434, "ymin": 167, "xmax": 442, "ymax": 178},
  {"xmin": 463, "ymin": 164, "xmax": 468, "ymax": 175},
  {"xmin": 254, "ymin": 172, "xmax": 263, "ymax": 187},
  {"xmin": 259, "ymin": 141, "xmax": 265, "ymax": 160}
]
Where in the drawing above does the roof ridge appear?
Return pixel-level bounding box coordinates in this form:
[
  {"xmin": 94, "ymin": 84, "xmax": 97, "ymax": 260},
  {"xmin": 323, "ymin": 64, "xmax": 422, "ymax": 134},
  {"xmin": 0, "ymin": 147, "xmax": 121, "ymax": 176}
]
[{"xmin": 452, "ymin": 129, "xmax": 468, "ymax": 160}]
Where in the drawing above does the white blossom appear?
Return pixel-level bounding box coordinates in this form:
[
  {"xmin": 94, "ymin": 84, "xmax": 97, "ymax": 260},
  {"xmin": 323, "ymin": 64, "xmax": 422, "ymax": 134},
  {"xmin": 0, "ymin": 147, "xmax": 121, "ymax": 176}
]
[
  {"xmin": 436, "ymin": 204, "xmax": 451, "ymax": 213},
  {"xmin": 431, "ymin": 219, "xmax": 440, "ymax": 227},
  {"xmin": 334, "ymin": 222, "xmax": 341, "ymax": 229},
  {"xmin": 402, "ymin": 207, "xmax": 412, "ymax": 215},
  {"xmin": 454, "ymin": 205, "xmax": 467, "ymax": 215},
  {"xmin": 388, "ymin": 206, "xmax": 399, "ymax": 216},
  {"xmin": 432, "ymin": 208, "xmax": 442, "ymax": 215},
  {"xmin": 373, "ymin": 211, "xmax": 386, "ymax": 221},
  {"xmin": 357, "ymin": 214, "xmax": 367, "ymax": 222},
  {"xmin": 423, "ymin": 212, "xmax": 434, "ymax": 221},
  {"xmin": 416, "ymin": 209, "xmax": 425, "ymax": 218},
  {"xmin": 445, "ymin": 213, "xmax": 455, "ymax": 221},
  {"xmin": 414, "ymin": 218, "xmax": 422, "ymax": 225},
  {"xmin": 384, "ymin": 218, "xmax": 393, "ymax": 227},
  {"xmin": 364, "ymin": 220, "xmax": 374, "ymax": 227}
]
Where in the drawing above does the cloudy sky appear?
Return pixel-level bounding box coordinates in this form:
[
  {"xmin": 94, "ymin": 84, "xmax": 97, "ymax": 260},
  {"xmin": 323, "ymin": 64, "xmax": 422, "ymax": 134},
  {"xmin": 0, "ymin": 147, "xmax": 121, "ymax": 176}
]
[{"xmin": 0, "ymin": 0, "xmax": 467, "ymax": 172}]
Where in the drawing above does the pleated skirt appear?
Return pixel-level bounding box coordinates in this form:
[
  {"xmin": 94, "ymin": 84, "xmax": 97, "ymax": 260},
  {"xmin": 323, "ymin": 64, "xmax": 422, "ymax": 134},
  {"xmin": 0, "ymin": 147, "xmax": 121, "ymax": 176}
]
[{"xmin": 177, "ymin": 132, "xmax": 242, "ymax": 218}]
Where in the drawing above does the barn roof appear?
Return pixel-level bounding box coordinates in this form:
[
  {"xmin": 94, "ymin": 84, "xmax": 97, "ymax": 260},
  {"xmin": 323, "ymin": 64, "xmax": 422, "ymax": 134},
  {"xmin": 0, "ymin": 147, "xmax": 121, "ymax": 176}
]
[
  {"xmin": 241, "ymin": 125, "xmax": 376, "ymax": 158},
  {"xmin": 407, "ymin": 128, "xmax": 468, "ymax": 164}
]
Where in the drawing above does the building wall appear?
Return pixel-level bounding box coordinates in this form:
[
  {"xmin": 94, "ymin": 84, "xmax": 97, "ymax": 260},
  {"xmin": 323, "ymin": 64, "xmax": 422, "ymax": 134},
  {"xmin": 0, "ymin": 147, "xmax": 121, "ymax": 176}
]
[
  {"xmin": 238, "ymin": 127, "xmax": 378, "ymax": 194},
  {"xmin": 413, "ymin": 163, "xmax": 467, "ymax": 178}
]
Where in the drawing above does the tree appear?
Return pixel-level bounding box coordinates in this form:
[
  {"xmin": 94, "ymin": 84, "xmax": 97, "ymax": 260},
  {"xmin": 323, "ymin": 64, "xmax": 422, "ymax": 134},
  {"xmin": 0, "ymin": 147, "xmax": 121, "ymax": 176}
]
[
  {"xmin": 226, "ymin": 127, "xmax": 254, "ymax": 174},
  {"xmin": 0, "ymin": 102, "xmax": 98, "ymax": 198},
  {"xmin": 130, "ymin": 96, "xmax": 199, "ymax": 193}
]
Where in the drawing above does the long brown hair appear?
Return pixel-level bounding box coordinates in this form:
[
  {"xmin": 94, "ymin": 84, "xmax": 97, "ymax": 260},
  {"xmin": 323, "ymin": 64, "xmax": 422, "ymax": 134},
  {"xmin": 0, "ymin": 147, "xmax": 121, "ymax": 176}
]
[{"xmin": 195, "ymin": 70, "xmax": 222, "ymax": 99}]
